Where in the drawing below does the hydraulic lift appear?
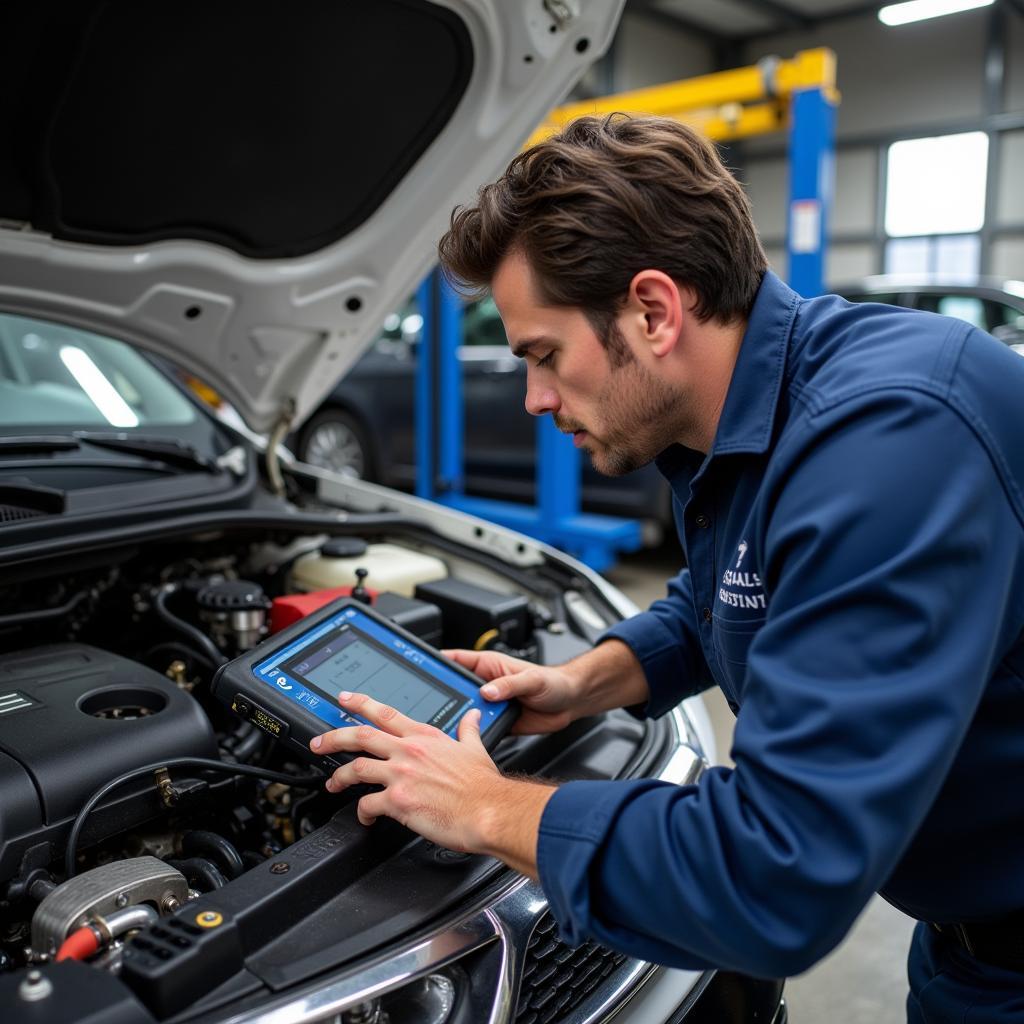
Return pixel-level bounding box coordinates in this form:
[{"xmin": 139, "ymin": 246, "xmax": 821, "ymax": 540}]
[{"xmin": 415, "ymin": 49, "xmax": 838, "ymax": 572}]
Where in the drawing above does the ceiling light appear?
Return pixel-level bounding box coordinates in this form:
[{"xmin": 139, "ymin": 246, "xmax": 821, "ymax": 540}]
[
  {"xmin": 879, "ymin": 0, "xmax": 994, "ymax": 27},
  {"xmin": 60, "ymin": 345, "xmax": 140, "ymax": 427}
]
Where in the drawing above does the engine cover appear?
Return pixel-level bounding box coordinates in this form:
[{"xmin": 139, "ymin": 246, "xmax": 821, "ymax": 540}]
[{"xmin": 0, "ymin": 644, "xmax": 217, "ymax": 880}]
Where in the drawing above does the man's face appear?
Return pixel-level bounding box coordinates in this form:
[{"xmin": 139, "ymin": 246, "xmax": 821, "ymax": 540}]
[{"xmin": 491, "ymin": 251, "xmax": 679, "ymax": 477}]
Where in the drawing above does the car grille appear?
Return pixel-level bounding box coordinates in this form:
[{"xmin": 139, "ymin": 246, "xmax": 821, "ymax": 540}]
[{"xmin": 515, "ymin": 912, "xmax": 629, "ymax": 1024}]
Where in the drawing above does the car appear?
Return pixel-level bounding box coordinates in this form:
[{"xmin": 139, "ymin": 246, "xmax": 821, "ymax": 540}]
[
  {"xmin": 0, "ymin": 3, "xmax": 784, "ymax": 1024},
  {"xmin": 838, "ymin": 275, "xmax": 1024, "ymax": 351},
  {"xmin": 295, "ymin": 294, "xmax": 673, "ymax": 543}
]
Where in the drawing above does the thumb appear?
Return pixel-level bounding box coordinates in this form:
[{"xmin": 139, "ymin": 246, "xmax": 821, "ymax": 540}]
[{"xmin": 457, "ymin": 708, "xmax": 484, "ymax": 749}]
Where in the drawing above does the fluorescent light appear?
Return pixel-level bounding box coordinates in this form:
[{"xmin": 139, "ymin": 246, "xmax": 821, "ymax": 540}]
[
  {"xmin": 59, "ymin": 345, "xmax": 140, "ymax": 427},
  {"xmin": 879, "ymin": 0, "xmax": 993, "ymax": 27}
]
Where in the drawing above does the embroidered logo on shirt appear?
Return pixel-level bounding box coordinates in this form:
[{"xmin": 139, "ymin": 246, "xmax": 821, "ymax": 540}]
[
  {"xmin": 736, "ymin": 540, "xmax": 748, "ymax": 568},
  {"xmin": 719, "ymin": 540, "xmax": 766, "ymax": 611}
]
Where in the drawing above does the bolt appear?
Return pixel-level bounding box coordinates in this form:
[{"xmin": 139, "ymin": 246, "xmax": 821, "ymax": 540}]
[
  {"xmin": 161, "ymin": 894, "xmax": 181, "ymax": 914},
  {"xmin": 269, "ymin": 862, "xmax": 290, "ymax": 875},
  {"xmin": 19, "ymin": 970, "xmax": 53, "ymax": 1002},
  {"xmin": 115, "ymin": 892, "xmax": 129, "ymax": 908}
]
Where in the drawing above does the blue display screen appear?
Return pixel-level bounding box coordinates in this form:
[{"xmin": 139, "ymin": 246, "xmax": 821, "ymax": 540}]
[{"xmin": 252, "ymin": 605, "xmax": 508, "ymax": 737}]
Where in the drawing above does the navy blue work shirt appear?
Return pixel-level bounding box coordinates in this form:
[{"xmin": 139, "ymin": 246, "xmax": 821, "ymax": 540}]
[{"xmin": 535, "ymin": 271, "xmax": 1024, "ymax": 978}]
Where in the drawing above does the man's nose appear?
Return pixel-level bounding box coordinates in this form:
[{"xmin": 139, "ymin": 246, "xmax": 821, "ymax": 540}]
[{"xmin": 524, "ymin": 376, "xmax": 560, "ymax": 417}]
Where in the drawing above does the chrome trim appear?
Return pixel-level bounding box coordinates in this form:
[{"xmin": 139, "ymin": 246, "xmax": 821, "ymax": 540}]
[{"xmin": 214, "ymin": 740, "xmax": 706, "ymax": 1024}]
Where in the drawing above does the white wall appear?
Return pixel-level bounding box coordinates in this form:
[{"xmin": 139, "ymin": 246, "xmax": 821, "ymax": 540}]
[
  {"xmin": 743, "ymin": 10, "xmax": 989, "ymax": 140},
  {"xmin": 729, "ymin": 6, "xmax": 1024, "ymax": 285},
  {"xmin": 611, "ymin": 11, "xmax": 716, "ymax": 91}
]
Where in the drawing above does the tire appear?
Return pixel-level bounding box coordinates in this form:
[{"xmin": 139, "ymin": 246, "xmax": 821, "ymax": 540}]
[{"xmin": 298, "ymin": 407, "xmax": 374, "ymax": 479}]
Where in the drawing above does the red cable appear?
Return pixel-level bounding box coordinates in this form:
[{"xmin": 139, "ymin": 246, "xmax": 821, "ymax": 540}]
[{"xmin": 55, "ymin": 926, "xmax": 100, "ymax": 962}]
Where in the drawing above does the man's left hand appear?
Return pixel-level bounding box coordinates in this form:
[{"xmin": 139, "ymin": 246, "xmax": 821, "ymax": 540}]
[{"xmin": 310, "ymin": 691, "xmax": 554, "ymax": 870}]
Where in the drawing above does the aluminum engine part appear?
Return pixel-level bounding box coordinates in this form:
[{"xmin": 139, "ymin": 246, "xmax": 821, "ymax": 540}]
[{"xmin": 31, "ymin": 857, "xmax": 187, "ymax": 956}]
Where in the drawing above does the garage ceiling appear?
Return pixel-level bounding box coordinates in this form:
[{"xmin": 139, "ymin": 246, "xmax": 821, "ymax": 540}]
[{"xmin": 628, "ymin": 0, "xmax": 886, "ymax": 42}]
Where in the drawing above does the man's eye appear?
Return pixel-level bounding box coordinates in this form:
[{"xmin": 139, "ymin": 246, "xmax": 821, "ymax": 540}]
[{"xmin": 536, "ymin": 352, "xmax": 554, "ymax": 368}]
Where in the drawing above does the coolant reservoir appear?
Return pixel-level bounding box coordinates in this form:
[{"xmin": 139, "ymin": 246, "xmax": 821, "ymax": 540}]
[{"xmin": 290, "ymin": 538, "xmax": 446, "ymax": 597}]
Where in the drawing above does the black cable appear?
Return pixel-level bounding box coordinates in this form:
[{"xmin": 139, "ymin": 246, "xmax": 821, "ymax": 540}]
[
  {"xmin": 0, "ymin": 589, "xmax": 89, "ymax": 628},
  {"xmin": 143, "ymin": 640, "xmax": 218, "ymax": 673},
  {"xmin": 65, "ymin": 757, "xmax": 324, "ymax": 879},
  {"xmin": 152, "ymin": 584, "xmax": 227, "ymax": 667},
  {"xmin": 181, "ymin": 830, "xmax": 245, "ymax": 879}
]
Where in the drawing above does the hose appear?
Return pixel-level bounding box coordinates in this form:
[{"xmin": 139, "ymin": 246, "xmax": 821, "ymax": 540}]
[
  {"xmin": 55, "ymin": 926, "xmax": 100, "ymax": 962},
  {"xmin": 0, "ymin": 589, "xmax": 89, "ymax": 628},
  {"xmin": 65, "ymin": 757, "xmax": 324, "ymax": 879},
  {"xmin": 166, "ymin": 857, "xmax": 228, "ymax": 893},
  {"xmin": 152, "ymin": 584, "xmax": 227, "ymax": 668},
  {"xmin": 181, "ymin": 831, "xmax": 245, "ymax": 880}
]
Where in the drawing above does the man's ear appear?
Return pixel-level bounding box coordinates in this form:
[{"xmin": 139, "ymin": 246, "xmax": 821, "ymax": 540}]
[{"xmin": 628, "ymin": 270, "xmax": 687, "ymax": 358}]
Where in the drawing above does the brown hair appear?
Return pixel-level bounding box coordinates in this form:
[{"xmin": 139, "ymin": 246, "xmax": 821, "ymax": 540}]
[{"xmin": 438, "ymin": 114, "xmax": 767, "ymax": 359}]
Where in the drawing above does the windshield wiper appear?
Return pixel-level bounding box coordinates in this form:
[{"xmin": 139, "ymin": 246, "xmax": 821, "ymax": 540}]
[
  {"xmin": 0, "ymin": 436, "xmax": 81, "ymax": 455},
  {"xmin": 73, "ymin": 432, "xmax": 217, "ymax": 473}
]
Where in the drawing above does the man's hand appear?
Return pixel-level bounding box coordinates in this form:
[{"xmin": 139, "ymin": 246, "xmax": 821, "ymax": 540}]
[
  {"xmin": 310, "ymin": 691, "xmax": 555, "ymax": 873},
  {"xmin": 443, "ymin": 649, "xmax": 579, "ymax": 734},
  {"xmin": 445, "ymin": 640, "xmax": 650, "ymax": 736}
]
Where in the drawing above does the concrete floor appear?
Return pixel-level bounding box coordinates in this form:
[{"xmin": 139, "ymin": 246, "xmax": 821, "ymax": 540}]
[{"xmin": 604, "ymin": 544, "xmax": 918, "ymax": 1023}]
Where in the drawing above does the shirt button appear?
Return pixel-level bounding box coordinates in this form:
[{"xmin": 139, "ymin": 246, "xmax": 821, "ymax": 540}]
[
  {"xmin": 702, "ymin": 607, "xmax": 712, "ymax": 623},
  {"xmin": 694, "ymin": 512, "xmax": 710, "ymax": 528}
]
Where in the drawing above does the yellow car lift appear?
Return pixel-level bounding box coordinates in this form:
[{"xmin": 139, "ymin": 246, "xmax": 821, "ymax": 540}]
[{"xmin": 418, "ymin": 51, "xmax": 839, "ymax": 571}]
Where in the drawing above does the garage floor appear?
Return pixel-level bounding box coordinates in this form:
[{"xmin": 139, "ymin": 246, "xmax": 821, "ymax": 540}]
[{"xmin": 604, "ymin": 544, "xmax": 918, "ymax": 1023}]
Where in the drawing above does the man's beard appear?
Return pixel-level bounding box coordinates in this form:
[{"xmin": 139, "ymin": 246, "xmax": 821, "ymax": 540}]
[{"xmin": 555, "ymin": 359, "xmax": 680, "ymax": 477}]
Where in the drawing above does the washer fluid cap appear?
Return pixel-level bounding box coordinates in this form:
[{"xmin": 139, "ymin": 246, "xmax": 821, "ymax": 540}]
[
  {"xmin": 320, "ymin": 537, "xmax": 369, "ymax": 559},
  {"xmin": 196, "ymin": 579, "xmax": 272, "ymax": 611}
]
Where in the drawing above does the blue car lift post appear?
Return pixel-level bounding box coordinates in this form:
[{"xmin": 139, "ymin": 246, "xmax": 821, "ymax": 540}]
[{"xmin": 415, "ymin": 50, "xmax": 836, "ymax": 572}]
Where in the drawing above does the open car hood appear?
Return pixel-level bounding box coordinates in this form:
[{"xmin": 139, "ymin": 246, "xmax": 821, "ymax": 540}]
[{"xmin": 0, "ymin": 0, "xmax": 623, "ymax": 433}]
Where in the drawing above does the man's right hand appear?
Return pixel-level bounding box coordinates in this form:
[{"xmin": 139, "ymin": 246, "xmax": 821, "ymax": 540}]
[
  {"xmin": 444, "ymin": 639, "xmax": 650, "ymax": 736},
  {"xmin": 443, "ymin": 649, "xmax": 579, "ymax": 734}
]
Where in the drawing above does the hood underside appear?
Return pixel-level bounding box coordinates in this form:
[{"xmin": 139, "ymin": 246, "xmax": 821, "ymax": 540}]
[{"xmin": 0, "ymin": 0, "xmax": 624, "ymax": 433}]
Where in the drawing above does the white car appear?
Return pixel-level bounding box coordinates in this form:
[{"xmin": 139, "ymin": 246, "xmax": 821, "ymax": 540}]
[{"xmin": 0, "ymin": 2, "xmax": 783, "ymax": 1022}]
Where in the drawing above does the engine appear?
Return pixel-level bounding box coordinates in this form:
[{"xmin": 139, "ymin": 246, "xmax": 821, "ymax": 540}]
[{"xmin": 0, "ymin": 528, "xmax": 555, "ymax": 975}]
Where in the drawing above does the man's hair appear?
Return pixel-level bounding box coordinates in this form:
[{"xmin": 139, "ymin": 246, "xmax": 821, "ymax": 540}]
[{"xmin": 438, "ymin": 114, "xmax": 767, "ymax": 357}]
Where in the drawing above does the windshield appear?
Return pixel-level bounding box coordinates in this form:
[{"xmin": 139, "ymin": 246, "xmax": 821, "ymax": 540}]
[{"xmin": 0, "ymin": 313, "xmax": 198, "ymax": 430}]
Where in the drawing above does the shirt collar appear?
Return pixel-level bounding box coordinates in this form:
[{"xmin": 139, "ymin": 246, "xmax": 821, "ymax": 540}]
[{"xmin": 709, "ymin": 270, "xmax": 800, "ymax": 457}]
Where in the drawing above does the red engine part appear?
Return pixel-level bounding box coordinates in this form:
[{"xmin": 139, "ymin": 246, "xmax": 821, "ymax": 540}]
[{"xmin": 270, "ymin": 586, "xmax": 378, "ymax": 633}]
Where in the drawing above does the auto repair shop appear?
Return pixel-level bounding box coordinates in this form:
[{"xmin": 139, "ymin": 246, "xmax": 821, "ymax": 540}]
[{"xmin": 1, "ymin": 2, "xmax": 1024, "ymax": 1024}]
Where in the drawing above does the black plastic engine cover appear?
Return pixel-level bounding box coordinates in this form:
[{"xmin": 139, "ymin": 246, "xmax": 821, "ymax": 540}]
[{"xmin": 0, "ymin": 644, "xmax": 217, "ymax": 879}]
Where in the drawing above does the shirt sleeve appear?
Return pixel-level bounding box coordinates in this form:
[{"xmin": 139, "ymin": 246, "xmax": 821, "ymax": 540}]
[
  {"xmin": 599, "ymin": 567, "xmax": 715, "ymax": 718},
  {"xmin": 537, "ymin": 391, "xmax": 1024, "ymax": 977}
]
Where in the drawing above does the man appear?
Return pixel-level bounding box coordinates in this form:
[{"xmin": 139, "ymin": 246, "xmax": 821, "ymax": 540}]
[{"xmin": 309, "ymin": 115, "xmax": 1024, "ymax": 1022}]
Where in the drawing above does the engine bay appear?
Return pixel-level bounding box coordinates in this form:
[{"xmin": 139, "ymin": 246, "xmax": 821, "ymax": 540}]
[{"xmin": 0, "ymin": 515, "xmax": 658, "ymax": 1017}]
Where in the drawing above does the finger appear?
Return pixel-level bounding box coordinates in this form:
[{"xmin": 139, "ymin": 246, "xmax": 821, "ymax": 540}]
[
  {"xmin": 442, "ymin": 648, "xmax": 482, "ymax": 671},
  {"xmin": 336, "ymin": 691, "xmax": 415, "ymax": 736},
  {"xmin": 456, "ymin": 708, "xmax": 485, "ymax": 750},
  {"xmin": 480, "ymin": 667, "xmax": 548, "ymax": 703},
  {"xmin": 311, "ymin": 723, "xmax": 396, "ymax": 758},
  {"xmin": 324, "ymin": 756, "xmax": 388, "ymax": 793},
  {"xmin": 356, "ymin": 790, "xmax": 390, "ymax": 827}
]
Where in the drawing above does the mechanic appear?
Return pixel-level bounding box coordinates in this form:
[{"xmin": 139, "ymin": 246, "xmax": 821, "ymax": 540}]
[{"xmin": 310, "ymin": 115, "xmax": 1024, "ymax": 1022}]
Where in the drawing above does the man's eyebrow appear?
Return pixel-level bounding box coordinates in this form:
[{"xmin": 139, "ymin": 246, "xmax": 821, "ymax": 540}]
[{"xmin": 510, "ymin": 336, "xmax": 554, "ymax": 360}]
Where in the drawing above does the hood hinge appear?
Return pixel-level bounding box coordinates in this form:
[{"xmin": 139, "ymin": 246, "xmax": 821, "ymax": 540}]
[{"xmin": 266, "ymin": 400, "xmax": 296, "ymax": 496}]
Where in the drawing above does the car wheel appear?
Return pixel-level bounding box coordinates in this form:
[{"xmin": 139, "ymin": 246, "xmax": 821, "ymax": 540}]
[{"xmin": 299, "ymin": 408, "xmax": 373, "ymax": 479}]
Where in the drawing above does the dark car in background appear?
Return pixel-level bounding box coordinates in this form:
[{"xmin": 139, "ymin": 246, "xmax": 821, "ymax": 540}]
[
  {"xmin": 840, "ymin": 275, "xmax": 1024, "ymax": 350},
  {"xmin": 295, "ymin": 296, "xmax": 672, "ymax": 543}
]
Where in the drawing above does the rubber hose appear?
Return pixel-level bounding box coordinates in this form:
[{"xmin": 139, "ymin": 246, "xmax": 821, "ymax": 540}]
[
  {"xmin": 153, "ymin": 584, "xmax": 227, "ymax": 667},
  {"xmin": 56, "ymin": 926, "xmax": 100, "ymax": 962},
  {"xmin": 181, "ymin": 831, "xmax": 245, "ymax": 880},
  {"xmin": 166, "ymin": 857, "xmax": 227, "ymax": 893}
]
